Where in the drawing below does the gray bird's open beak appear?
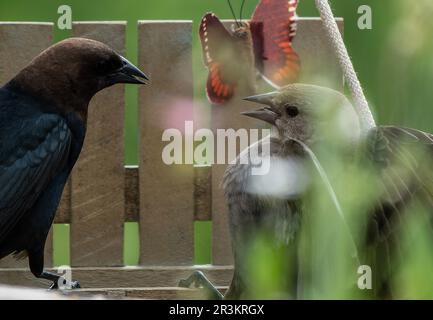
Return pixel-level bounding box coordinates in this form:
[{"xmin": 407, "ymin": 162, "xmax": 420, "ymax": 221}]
[
  {"xmin": 243, "ymin": 92, "xmax": 277, "ymax": 106},
  {"xmin": 109, "ymin": 55, "xmax": 149, "ymax": 85},
  {"xmin": 241, "ymin": 92, "xmax": 280, "ymax": 125}
]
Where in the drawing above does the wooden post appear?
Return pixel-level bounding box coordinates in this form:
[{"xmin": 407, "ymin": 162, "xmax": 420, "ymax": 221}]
[
  {"xmin": 194, "ymin": 165, "xmax": 212, "ymax": 221},
  {"xmin": 138, "ymin": 21, "xmax": 194, "ymax": 266},
  {"xmin": 125, "ymin": 166, "xmax": 140, "ymax": 222},
  {"xmin": 70, "ymin": 22, "xmax": 126, "ymax": 267},
  {"xmin": 0, "ymin": 22, "xmax": 54, "ymax": 268},
  {"xmin": 294, "ymin": 18, "xmax": 344, "ymax": 89}
]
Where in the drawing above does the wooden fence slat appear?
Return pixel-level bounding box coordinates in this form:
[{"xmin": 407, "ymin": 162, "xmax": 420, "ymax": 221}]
[
  {"xmin": 0, "ymin": 265, "xmax": 233, "ymax": 289},
  {"xmin": 54, "ymin": 180, "xmax": 71, "ymax": 224},
  {"xmin": 138, "ymin": 21, "xmax": 194, "ymax": 265},
  {"xmin": 294, "ymin": 18, "xmax": 344, "ymax": 89},
  {"xmin": 0, "ymin": 22, "xmax": 54, "ymax": 268},
  {"xmin": 0, "ymin": 22, "xmax": 53, "ymax": 82},
  {"xmin": 210, "ymin": 18, "xmax": 344, "ymax": 265},
  {"xmin": 0, "ymin": 284, "xmax": 227, "ymax": 300},
  {"xmin": 125, "ymin": 166, "xmax": 139, "ymax": 222},
  {"xmin": 208, "ymin": 23, "xmax": 256, "ymax": 266},
  {"xmin": 194, "ymin": 165, "xmax": 212, "ymax": 221},
  {"xmin": 210, "ymin": 94, "xmax": 257, "ymax": 266},
  {"xmin": 70, "ymin": 22, "xmax": 126, "ymax": 267},
  {"xmin": 77, "ymin": 287, "xmax": 227, "ymax": 300}
]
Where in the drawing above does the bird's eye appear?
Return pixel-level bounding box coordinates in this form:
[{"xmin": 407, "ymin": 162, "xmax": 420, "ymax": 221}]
[
  {"xmin": 96, "ymin": 58, "xmax": 121, "ymax": 75},
  {"xmin": 285, "ymin": 105, "xmax": 299, "ymax": 117}
]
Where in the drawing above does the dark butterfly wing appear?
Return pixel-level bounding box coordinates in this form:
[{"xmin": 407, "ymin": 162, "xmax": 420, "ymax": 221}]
[
  {"xmin": 199, "ymin": 13, "xmax": 238, "ymax": 104},
  {"xmin": 250, "ymin": 0, "xmax": 300, "ymax": 86}
]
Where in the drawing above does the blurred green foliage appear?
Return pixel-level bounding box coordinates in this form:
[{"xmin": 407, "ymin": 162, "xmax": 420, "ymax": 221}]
[{"xmin": 2, "ymin": 0, "xmax": 433, "ymax": 299}]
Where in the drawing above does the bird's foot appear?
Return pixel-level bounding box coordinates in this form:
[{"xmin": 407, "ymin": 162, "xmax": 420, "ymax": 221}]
[
  {"xmin": 179, "ymin": 270, "xmax": 205, "ymax": 288},
  {"xmin": 48, "ymin": 279, "xmax": 81, "ymax": 290},
  {"xmin": 179, "ymin": 271, "xmax": 223, "ymax": 300}
]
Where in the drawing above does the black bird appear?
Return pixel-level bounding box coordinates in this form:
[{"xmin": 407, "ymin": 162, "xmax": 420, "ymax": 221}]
[{"xmin": 0, "ymin": 38, "xmax": 148, "ymax": 289}]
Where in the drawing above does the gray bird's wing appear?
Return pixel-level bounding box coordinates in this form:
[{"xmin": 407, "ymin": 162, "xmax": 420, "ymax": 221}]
[
  {"xmin": 223, "ymin": 136, "xmax": 304, "ymax": 246},
  {"xmin": 364, "ymin": 125, "xmax": 433, "ymax": 295},
  {"xmin": 366, "ymin": 125, "xmax": 433, "ymax": 242},
  {"xmin": 223, "ymin": 136, "xmax": 304, "ymax": 298},
  {"xmin": 0, "ymin": 113, "xmax": 72, "ymax": 243}
]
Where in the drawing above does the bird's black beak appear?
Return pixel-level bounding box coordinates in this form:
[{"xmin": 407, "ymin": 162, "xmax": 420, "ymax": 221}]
[
  {"xmin": 242, "ymin": 92, "xmax": 280, "ymax": 125},
  {"xmin": 108, "ymin": 56, "xmax": 149, "ymax": 85}
]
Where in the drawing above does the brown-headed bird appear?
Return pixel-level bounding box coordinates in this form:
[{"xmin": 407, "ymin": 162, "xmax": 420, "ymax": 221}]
[
  {"xmin": 223, "ymin": 84, "xmax": 433, "ymax": 299},
  {"xmin": 0, "ymin": 38, "xmax": 148, "ymax": 289}
]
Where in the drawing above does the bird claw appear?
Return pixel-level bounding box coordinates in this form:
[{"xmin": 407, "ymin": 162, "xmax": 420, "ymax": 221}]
[
  {"xmin": 70, "ymin": 281, "xmax": 81, "ymax": 289},
  {"xmin": 178, "ymin": 271, "xmax": 206, "ymax": 288},
  {"xmin": 48, "ymin": 281, "xmax": 58, "ymax": 290},
  {"xmin": 48, "ymin": 279, "xmax": 81, "ymax": 291},
  {"xmin": 178, "ymin": 271, "xmax": 223, "ymax": 300}
]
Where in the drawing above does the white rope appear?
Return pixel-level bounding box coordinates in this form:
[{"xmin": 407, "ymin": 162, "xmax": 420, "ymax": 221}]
[{"xmin": 314, "ymin": 0, "xmax": 376, "ymax": 133}]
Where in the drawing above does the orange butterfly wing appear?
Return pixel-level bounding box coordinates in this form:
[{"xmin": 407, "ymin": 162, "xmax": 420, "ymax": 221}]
[
  {"xmin": 251, "ymin": 0, "xmax": 300, "ymax": 86},
  {"xmin": 199, "ymin": 13, "xmax": 238, "ymax": 104}
]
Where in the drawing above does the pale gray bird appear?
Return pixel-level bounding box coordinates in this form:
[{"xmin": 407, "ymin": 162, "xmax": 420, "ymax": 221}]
[
  {"xmin": 181, "ymin": 84, "xmax": 433, "ymax": 299},
  {"xmin": 223, "ymin": 84, "xmax": 359, "ymax": 299},
  {"xmin": 225, "ymin": 84, "xmax": 433, "ymax": 299},
  {"xmin": 180, "ymin": 84, "xmax": 358, "ymax": 299}
]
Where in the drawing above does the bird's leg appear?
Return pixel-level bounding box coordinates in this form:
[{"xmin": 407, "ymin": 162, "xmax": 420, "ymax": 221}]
[
  {"xmin": 37, "ymin": 271, "xmax": 81, "ymax": 290},
  {"xmin": 28, "ymin": 250, "xmax": 80, "ymax": 290},
  {"xmin": 179, "ymin": 271, "xmax": 223, "ymax": 300}
]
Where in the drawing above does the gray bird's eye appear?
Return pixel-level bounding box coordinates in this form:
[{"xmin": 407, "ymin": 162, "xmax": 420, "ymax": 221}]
[{"xmin": 285, "ymin": 105, "xmax": 299, "ymax": 117}]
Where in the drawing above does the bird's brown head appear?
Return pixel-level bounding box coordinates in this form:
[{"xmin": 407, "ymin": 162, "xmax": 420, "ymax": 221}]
[
  {"xmin": 8, "ymin": 37, "xmax": 148, "ymax": 118},
  {"xmin": 242, "ymin": 84, "xmax": 360, "ymax": 146}
]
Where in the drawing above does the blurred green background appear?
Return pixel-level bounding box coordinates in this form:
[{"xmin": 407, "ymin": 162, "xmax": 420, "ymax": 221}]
[
  {"xmin": 1, "ymin": 0, "xmax": 433, "ymax": 298},
  {"xmin": 3, "ymin": 0, "xmax": 433, "ymax": 167}
]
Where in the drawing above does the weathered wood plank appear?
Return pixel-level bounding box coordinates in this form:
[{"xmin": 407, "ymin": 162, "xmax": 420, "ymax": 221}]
[
  {"xmin": 294, "ymin": 18, "xmax": 344, "ymax": 89},
  {"xmin": 210, "ymin": 18, "xmax": 344, "ymax": 265},
  {"xmin": 0, "ymin": 22, "xmax": 54, "ymax": 268},
  {"xmin": 0, "ymin": 284, "xmax": 226, "ymax": 300},
  {"xmin": 211, "ymin": 110, "xmax": 258, "ymax": 266},
  {"xmin": 138, "ymin": 21, "xmax": 194, "ymax": 265},
  {"xmin": 70, "ymin": 22, "xmax": 126, "ymax": 267},
  {"xmin": 125, "ymin": 166, "xmax": 140, "ymax": 222},
  {"xmin": 78, "ymin": 286, "xmax": 228, "ymax": 299},
  {"xmin": 0, "ymin": 22, "xmax": 53, "ymax": 83},
  {"xmin": 0, "ymin": 285, "xmax": 100, "ymax": 300},
  {"xmin": 194, "ymin": 165, "xmax": 212, "ymax": 221},
  {"xmin": 54, "ymin": 180, "xmax": 71, "ymax": 224},
  {"xmin": 0, "ymin": 265, "xmax": 233, "ymax": 289},
  {"xmin": 209, "ymin": 21, "xmax": 258, "ymax": 266}
]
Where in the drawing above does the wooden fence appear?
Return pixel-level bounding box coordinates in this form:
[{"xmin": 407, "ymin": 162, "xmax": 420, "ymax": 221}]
[{"xmin": 0, "ymin": 18, "xmax": 343, "ymax": 299}]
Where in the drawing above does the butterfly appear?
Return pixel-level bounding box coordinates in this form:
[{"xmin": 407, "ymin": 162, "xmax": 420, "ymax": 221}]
[{"xmin": 199, "ymin": 0, "xmax": 300, "ymax": 105}]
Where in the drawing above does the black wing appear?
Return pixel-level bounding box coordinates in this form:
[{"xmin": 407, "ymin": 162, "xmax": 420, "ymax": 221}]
[{"xmin": 0, "ymin": 112, "xmax": 72, "ymax": 243}]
